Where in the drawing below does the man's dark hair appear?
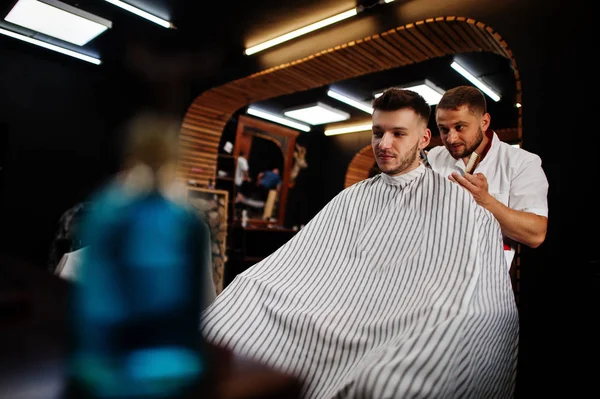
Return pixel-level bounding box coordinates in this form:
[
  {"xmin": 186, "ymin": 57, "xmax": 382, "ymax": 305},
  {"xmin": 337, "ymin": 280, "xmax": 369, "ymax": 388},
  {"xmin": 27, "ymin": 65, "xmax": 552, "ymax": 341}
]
[
  {"xmin": 437, "ymin": 85, "xmax": 487, "ymax": 117},
  {"xmin": 372, "ymin": 88, "xmax": 431, "ymax": 126}
]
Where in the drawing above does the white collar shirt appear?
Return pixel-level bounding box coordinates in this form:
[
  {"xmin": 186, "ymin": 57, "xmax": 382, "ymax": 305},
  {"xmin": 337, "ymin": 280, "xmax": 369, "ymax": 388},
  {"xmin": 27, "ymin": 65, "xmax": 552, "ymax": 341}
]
[{"xmin": 427, "ymin": 131, "xmax": 549, "ymax": 268}]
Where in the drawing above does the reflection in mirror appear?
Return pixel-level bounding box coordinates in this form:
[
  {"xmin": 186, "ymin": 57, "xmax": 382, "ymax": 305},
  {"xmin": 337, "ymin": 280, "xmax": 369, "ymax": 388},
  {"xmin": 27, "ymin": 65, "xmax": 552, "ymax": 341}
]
[
  {"xmin": 232, "ymin": 115, "xmax": 298, "ymax": 226},
  {"xmin": 236, "ymin": 130, "xmax": 284, "ymax": 220}
]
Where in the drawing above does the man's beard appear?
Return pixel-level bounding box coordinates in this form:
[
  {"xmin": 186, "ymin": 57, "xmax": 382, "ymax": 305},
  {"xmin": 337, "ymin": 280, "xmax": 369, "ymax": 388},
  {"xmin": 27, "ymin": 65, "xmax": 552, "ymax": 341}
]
[
  {"xmin": 449, "ymin": 127, "xmax": 484, "ymax": 159},
  {"xmin": 380, "ymin": 141, "xmax": 420, "ymax": 176}
]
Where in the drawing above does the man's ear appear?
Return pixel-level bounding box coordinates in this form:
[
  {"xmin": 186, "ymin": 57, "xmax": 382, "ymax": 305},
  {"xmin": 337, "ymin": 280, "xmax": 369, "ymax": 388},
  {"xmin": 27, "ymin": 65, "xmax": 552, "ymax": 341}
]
[
  {"xmin": 481, "ymin": 112, "xmax": 491, "ymax": 131},
  {"xmin": 420, "ymin": 128, "xmax": 432, "ymax": 150}
]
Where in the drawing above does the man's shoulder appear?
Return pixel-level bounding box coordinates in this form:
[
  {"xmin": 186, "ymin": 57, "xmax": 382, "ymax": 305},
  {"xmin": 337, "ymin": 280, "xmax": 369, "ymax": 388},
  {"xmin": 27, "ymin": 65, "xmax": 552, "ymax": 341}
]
[{"xmin": 426, "ymin": 145, "xmax": 453, "ymax": 162}]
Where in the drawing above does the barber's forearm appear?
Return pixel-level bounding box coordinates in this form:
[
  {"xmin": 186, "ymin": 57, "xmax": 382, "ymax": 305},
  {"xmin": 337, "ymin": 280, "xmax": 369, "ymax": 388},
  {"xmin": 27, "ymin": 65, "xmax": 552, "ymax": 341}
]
[{"xmin": 483, "ymin": 198, "xmax": 548, "ymax": 248}]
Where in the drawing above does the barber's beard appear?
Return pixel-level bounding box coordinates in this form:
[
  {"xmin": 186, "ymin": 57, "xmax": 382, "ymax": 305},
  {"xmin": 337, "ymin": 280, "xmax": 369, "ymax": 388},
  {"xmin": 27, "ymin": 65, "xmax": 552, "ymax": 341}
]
[
  {"xmin": 382, "ymin": 141, "xmax": 420, "ymax": 176},
  {"xmin": 456, "ymin": 127, "xmax": 484, "ymax": 159}
]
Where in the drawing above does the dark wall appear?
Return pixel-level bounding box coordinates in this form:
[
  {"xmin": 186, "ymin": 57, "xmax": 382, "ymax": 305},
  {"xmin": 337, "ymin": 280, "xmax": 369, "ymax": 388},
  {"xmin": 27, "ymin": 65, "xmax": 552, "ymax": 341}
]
[
  {"xmin": 0, "ymin": 44, "xmax": 138, "ymax": 268},
  {"xmin": 508, "ymin": 2, "xmax": 597, "ymax": 396}
]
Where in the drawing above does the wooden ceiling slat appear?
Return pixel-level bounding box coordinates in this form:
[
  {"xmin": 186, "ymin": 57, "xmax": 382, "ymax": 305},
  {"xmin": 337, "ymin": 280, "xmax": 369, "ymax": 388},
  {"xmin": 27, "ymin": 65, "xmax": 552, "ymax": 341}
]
[
  {"xmin": 291, "ymin": 59, "xmax": 331, "ymax": 82},
  {"xmin": 379, "ymin": 31, "xmax": 421, "ymax": 64},
  {"xmin": 370, "ymin": 33, "xmax": 413, "ymax": 66},
  {"xmin": 319, "ymin": 49, "xmax": 363, "ymax": 80},
  {"xmin": 473, "ymin": 21, "xmax": 508, "ymax": 58},
  {"xmin": 349, "ymin": 40, "xmax": 390, "ymax": 70},
  {"xmin": 270, "ymin": 66, "xmax": 323, "ymax": 89},
  {"xmin": 180, "ymin": 129, "xmax": 222, "ymax": 140},
  {"xmin": 187, "ymin": 103, "xmax": 236, "ymax": 116},
  {"xmin": 179, "ymin": 154, "xmax": 218, "ymax": 164},
  {"xmin": 334, "ymin": 44, "xmax": 374, "ymax": 72},
  {"xmin": 416, "ymin": 20, "xmax": 456, "ymax": 56},
  {"xmin": 406, "ymin": 22, "xmax": 445, "ymax": 58},
  {"xmin": 287, "ymin": 60, "xmax": 331, "ymax": 85},
  {"xmin": 357, "ymin": 38, "xmax": 398, "ymax": 69},
  {"xmin": 346, "ymin": 41, "xmax": 388, "ymax": 70},
  {"xmin": 390, "ymin": 27, "xmax": 430, "ymax": 62},
  {"xmin": 179, "ymin": 134, "xmax": 220, "ymax": 145},
  {"xmin": 184, "ymin": 111, "xmax": 229, "ymax": 125},
  {"xmin": 427, "ymin": 18, "xmax": 466, "ymax": 54},
  {"xmin": 178, "ymin": 158, "xmax": 217, "ymax": 169},
  {"xmin": 435, "ymin": 19, "xmax": 472, "ymax": 53},
  {"xmin": 179, "ymin": 138, "xmax": 220, "ymax": 151},
  {"xmin": 316, "ymin": 51, "xmax": 357, "ymax": 79},
  {"xmin": 182, "ymin": 113, "xmax": 230, "ymax": 128},
  {"xmin": 452, "ymin": 17, "xmax": 484, "ymax": 52},
  {"xmin": 235, "ymin": 76, "xmax": 288, "ymax": 100},
  {"xmin": 462, "ymin": 19, "xmax": 494, "ymax": 52},
  {"xmin": 320, "ymin": 49, "xmax": 365, "ymax": 77},
  {"xmin": 222, "ymin": 84, "xmax": 261, "ymax": 103},
  {"xmin": 181, "ymin": 121, "xmax": 223, "ymax": 134},
  {"xmin": 305, "ymin": 53, "xmax": 347, "ymax": 80},
  {"xmin": 253, "ymin": 73, "xmax": 309, "ymax": 95},
  {"xmin": 362, "ymin": 36, "xmax": 404, "ymax": 68}
]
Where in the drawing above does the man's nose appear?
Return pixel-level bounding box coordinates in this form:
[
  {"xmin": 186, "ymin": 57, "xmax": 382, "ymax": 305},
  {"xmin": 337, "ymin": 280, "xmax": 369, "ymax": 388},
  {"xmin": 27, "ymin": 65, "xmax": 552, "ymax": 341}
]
[
  {"xmin": 378, "ymin": 132, "xmax": 392, "ymax": 148},
  {"xmin": 446, "ymin": 130, "xmax": 459, "ymax": 144}
]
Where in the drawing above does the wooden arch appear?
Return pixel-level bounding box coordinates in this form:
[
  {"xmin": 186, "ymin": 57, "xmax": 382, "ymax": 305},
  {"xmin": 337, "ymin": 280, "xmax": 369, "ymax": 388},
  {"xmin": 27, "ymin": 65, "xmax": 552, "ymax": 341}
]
[{"xmin": 177, "ymin": 17, "xmax": 521, "ymax": 186}]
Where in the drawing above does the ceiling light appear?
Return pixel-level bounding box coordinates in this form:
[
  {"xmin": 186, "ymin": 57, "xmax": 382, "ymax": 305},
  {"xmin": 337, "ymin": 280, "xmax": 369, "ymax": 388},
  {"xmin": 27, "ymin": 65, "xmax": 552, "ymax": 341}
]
[
  {"xmin": 515, "ymin": 103, "xmax": 522, "ymax": 108},
  {"xmin": 247, "ymin": 107, "xmax": 311, "ymax": 132},
  {"xmin": 4, "ymin": 0, "xmax": 111, "ymax": 46},
  {"xmin": 104, "ymin": 0, "xmax": 173, "ymax": 28},
  {"xmin": 327, "ymin": 90, "xmax": 373, "ymax": 114},
  {"xmin": 384, "ymin": 0, "xmax": 396, "ymax": 3},
  {"xmin": 374, "ymin": 79, "xmax": 445, "ymax": 105},
  {"xmin": 0, "ymin": 26, "xmax": 101, "ymax": 64},
  {"xmin": 284, "ymin": 102, "xmax": 350, "ymax": 125},
  {"xmin": 245, "ymin": 8, "xmax": 357, "ymax": 55},
  {"xmin": 325, "ymin": 124, "xmax": 372, "ymax": 136},
  {"xmin": 450, "ymin": 61, "xmax": 501, "ymax": 102}
]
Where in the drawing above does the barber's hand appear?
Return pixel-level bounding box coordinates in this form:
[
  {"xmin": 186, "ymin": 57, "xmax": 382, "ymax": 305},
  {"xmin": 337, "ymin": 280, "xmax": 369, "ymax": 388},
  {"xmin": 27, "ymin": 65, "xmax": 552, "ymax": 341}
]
[{"xmin": 449, "ymin": 172, "xmax": 493, "ymax": 207}]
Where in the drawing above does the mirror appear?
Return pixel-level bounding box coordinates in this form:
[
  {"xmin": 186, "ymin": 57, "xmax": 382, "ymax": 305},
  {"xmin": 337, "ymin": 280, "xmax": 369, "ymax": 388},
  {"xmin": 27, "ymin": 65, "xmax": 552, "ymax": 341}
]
[{"xmin": 232, "ymin": 115, "xmax": 298, "ymax": 226}]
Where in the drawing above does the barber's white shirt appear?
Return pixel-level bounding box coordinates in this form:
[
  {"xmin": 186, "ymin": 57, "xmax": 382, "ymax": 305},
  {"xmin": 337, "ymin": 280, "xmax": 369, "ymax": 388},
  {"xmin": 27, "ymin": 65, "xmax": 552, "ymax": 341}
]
[{"xmin": 427, "ymin": 131, "xmax": 549, "ymax": 269}]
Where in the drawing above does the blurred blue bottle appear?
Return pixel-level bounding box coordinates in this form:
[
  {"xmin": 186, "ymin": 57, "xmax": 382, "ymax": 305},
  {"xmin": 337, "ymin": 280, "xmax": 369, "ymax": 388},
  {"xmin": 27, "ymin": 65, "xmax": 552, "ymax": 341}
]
[{"xmin": 67, "ymin": 114, "xmax": 214, "ymax": 399}]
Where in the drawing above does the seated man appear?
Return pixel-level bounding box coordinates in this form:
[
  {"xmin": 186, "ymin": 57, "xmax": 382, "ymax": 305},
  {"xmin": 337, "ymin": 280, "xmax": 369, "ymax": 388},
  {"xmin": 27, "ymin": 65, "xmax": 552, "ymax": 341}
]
[
  {"xmin": 201, "ymin": 89, "xmax": 518, "ymax": 399},
  {"xmin": 256, "ymin": 167, "xmax": 281, "ymax": 200}
]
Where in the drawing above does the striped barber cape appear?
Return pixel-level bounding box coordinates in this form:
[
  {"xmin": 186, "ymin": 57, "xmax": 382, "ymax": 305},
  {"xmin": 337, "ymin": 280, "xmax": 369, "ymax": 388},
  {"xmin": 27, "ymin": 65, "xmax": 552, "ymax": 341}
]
[{"xmin": 202, "ymin": 165, "xmax": 518, "ymax": 398}]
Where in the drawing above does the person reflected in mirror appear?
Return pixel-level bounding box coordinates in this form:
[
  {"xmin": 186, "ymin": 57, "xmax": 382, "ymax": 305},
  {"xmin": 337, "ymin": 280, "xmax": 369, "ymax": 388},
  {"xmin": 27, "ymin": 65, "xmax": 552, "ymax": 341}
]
[
  {"xmin": 235, "ymin": 167, "xmax": 282, "ymax": 219},
  {"xmin": 256, "ymin": 167, "xmax": 281, "ymax": 201},
  {"xmin": 234, "ymin": 151, "xmax": 251, "ymax": 195}
]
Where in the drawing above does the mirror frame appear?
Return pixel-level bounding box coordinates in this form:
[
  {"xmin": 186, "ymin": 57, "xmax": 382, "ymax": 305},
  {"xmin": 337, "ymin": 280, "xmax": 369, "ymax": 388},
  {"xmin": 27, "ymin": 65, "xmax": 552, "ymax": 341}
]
[{"xmin": 233, "ymin": 115, "xmax": 299, "ymax": 226}]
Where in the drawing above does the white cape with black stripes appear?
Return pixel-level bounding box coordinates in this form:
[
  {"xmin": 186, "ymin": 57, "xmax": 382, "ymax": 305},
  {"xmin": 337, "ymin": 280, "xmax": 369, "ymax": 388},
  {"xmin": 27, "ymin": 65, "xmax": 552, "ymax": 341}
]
[{"xmin": 202, "ymin": 165, "xmax": 518, "ymax": 398}]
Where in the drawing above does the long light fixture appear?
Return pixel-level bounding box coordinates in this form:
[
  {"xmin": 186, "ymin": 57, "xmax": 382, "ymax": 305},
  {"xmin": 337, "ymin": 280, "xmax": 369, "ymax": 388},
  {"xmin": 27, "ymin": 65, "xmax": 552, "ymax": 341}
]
[
  {"xmin": 247, "ymin": 107, "xmax": 311, "ymax": 132},
  {"xmin": 284, "ymin": 102, "xmax": 350, "ymax": 125},
  {"xmin": 0, "ymin": 27, "xmax": 101, "ymax": 64},
  {"xmin": 104, "ymin": 0, "xmax": 173, "ymax": 28},
  {"xmin": 325, "ymin": 123, "xmax": 372, "ymax": 136},
  {"xmin": 327, "ymin": 89, "xmax": 373, "ymax": 114},
  {"xmin": 4, "ymin": 0, "xmax": 112, "ymax": 46},
  {"xmin": 374, "ymin": 79, "xmax": 445, "ymax": 105},
  {"xmin": 450, "ymin": 61, "xmax": 501, "ymax": 102},
  {"xmin": 245, "ymin": 8, "xmax": 357, "ymax": 55}
]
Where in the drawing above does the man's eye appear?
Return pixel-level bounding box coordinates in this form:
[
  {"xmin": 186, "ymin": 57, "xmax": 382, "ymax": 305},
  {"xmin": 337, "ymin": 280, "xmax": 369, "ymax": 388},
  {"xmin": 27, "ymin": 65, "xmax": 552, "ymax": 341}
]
[
  {"xmin": 455, "ymin": 125, "xmax": 464, "ymax": 131},
  {"xmin": 372, "ymin": 131, "xmax": 382, "ymax": 137}
]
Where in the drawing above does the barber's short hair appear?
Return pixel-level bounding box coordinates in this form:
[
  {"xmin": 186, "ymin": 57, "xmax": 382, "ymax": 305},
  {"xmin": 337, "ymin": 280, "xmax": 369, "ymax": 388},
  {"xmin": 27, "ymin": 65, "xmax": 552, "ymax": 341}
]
[
  {"xmin": 372, "ymin": 88, "xmax": 431, "ymax": 126},
  {"xmin": 437, "ymin": 85, "xmax": 487, "ymax": 116}
]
